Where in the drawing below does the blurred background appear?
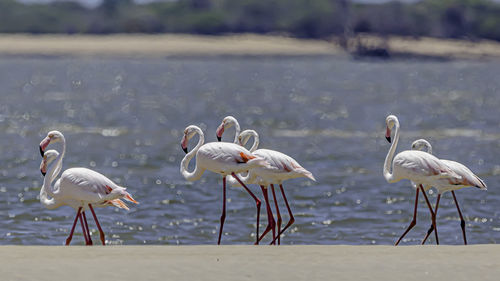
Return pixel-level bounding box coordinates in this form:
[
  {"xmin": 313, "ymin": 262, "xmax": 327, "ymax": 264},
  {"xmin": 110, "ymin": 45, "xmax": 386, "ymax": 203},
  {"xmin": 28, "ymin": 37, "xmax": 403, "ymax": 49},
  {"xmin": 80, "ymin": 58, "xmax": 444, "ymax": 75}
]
[
  {"xmin": 0, "ymin": 0, "xmax": 499, "ymax": 246},
  {"xmin": 2, "ymin": 0, "xmax": 500, "ymax": 41}
]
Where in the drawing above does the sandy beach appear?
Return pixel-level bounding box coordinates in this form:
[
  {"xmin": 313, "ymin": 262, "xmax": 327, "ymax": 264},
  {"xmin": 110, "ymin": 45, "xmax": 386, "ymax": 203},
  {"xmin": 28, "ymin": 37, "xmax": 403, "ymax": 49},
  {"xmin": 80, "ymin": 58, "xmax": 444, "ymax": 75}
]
[
  {"xmin": 3, "ymin": 245, "xmax": 500, "ymax": 281},
  {"xmin": 0, "ymin": 33, "xmax": 500, "ymax": 59}
]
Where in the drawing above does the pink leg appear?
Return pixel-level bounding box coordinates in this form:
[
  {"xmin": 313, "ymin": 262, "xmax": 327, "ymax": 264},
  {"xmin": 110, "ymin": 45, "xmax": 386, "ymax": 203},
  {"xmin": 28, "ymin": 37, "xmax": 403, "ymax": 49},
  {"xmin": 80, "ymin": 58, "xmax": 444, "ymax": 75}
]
[
  {"xmin": 231, "ymin": 172, "xmax": 262, "ymax": 245},
  {"xmin": 421, "ymin": 194, "xmax": 441, "ymax": 245},
  {"xmin": 66, "ymin": 207, "xmax": 82, "ymax": 245},
  {"xmin": 395, "ymin": 188, "xmax": 419, "ymax": 246},
  {"xmin": 217, "ymin": 177, "xmax": 227, "ymax": 245},
  {"xmin": 88, "ymin": 204, "xmax": 106, "ymax": 245},
  {"xmin": 270, "ymin": 184, "xmax": 295, "ymax": 245},
  {"xmin": 82, "ymin": 211, "xmax": 93, "ymax": 245},
  {"xmin": 419, "ymin": 185, "xmax": 439, "ymax": 245},
  {"xmin": 257, "ymin": 185, "xmax": 276, "ymax": 244},
  {"xmin": 270, "ymin": 184, "xmax": 282, "ymax": 245},
  {"xmin": 79, "ymin": 212, "xmax": 90, "ymax": 245},
  {"xmin": 452, "ymin": 191, "xmax": 467, "ymax": 245}
]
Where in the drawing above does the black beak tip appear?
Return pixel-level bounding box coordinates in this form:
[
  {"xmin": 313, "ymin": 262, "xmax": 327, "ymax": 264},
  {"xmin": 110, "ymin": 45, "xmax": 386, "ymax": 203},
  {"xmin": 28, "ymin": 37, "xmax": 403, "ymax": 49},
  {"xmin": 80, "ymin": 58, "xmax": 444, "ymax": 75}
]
[
  {"xmin": 386, "ymin": 136, "xmax": 392, "ymax": 143},
  {"xmin": 39, "ymin": 146, "xmax": 44, "ymax": 157},
  {"xmin": 182, "ymin": 147, "xmax": 188, "ymax": 154},
  {"xmin": 217, "ymin": 136, "xmax": 221, "ymax": 142},
  {"xmin": 41, "ymin": 170, "xmax": 46, "ymax": 177}
]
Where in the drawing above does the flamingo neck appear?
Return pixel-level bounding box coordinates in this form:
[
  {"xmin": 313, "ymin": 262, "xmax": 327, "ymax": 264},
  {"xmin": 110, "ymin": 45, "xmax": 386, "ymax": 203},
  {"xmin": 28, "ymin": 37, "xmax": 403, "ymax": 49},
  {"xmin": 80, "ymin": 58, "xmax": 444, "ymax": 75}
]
[
  {"xmin": 52, "ymin": 135, "xmax": 66, "ymax": 181},
  {"xmin": 180, "ymin": 126, "xmax": 206, "ymax": 181},
  {"xmin": 40, "ymin": 155, "xmax": 63, "ymax": 210},
  {"xmin": 231, "ymin": 118, "xmax": 241, "ymax": 144},
  {"xmin": 383, "ymin": 121, "xmax": 400, "ymax": 183},
  {"xmin": 247, "ymin": 130, "xmax": 259, "ymax": 152}
]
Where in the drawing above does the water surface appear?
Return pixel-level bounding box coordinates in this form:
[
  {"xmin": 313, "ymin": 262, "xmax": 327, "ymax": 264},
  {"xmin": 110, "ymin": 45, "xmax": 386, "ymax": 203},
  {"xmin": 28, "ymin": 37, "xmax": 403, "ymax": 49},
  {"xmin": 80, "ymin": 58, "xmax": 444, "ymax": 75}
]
[{"xmin": 0, "ymin": 55, "xmax": 498, "ymax": 245}]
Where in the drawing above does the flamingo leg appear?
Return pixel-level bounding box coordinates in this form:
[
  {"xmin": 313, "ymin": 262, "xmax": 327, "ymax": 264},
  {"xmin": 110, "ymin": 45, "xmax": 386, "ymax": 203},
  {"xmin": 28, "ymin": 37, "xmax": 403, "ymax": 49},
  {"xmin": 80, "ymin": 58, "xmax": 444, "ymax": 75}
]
[
  {"xmin": 231, "ymin": 172, "xmax": 262, "ymax": 245},
  {"xmin": 217, "ymin": 177, "xmax": 227, "ymax": 245},
  {"xmin": 88, "ymin": 204, "xmax": 106, "ymax": 245},
  {"xmin": 419, "ymin": 185, "xmax": 439, "ymax": 245},
  {"xmin": 257, "ymin": 185, "xmax": 276, "ymax": 244},
  {"xmin": 452, "ymin": 191, "xmax": 467, "ymax": 245},
  {"xmin": 395, "ymin": 188, "xmax": 420, "ymax": 246},
  {"xmin": 270, "ymin": 184, "xmax": 282, "ymax": 245},
  {"xmin": 421, "ymin": 194, "xmax": 441, "ymax": 245},
  {"xmin": 270, "ymin": 184, "xmax": 295, "ymax": 245},
  {"xmin": 66, "ymin": 207, "xmax": 82, "ymax": 245},
  {"xmin": 82, "ymin": 211, "xmax": 93, "ymax": 245},
  {"xmin": 79, "ymin": 212, "xmax": 90, "ymax": 245}
]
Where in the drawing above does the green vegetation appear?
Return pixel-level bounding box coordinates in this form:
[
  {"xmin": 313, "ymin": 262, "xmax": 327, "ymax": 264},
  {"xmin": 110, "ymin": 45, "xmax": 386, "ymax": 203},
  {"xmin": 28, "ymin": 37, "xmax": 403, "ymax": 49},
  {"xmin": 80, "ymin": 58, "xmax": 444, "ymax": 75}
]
[{"xmin": 1, "ymin": 0, "xmax": 500, "ymax": 41}]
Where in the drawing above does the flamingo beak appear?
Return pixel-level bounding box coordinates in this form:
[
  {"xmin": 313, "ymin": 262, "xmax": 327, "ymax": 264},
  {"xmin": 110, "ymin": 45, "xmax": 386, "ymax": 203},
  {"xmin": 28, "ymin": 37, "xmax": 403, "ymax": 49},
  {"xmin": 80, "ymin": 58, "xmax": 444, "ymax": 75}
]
[
  {"xmin": 181, "ymin": 134, "xmax": 188, "ymax": 154},
  {"xmin": 39, "ymin": 136, "xmax": 50, "ymax": 157},
  {"xmin": 385, "ymin": 127, "xmax": 391, "ymax": 143},
  {"xmin": 40, "ymin": 160, "xmax": 47, "ymax": 176},
  {"xmin": 216, "ymin": 123, "xmax": 224, "ymax": 142}
]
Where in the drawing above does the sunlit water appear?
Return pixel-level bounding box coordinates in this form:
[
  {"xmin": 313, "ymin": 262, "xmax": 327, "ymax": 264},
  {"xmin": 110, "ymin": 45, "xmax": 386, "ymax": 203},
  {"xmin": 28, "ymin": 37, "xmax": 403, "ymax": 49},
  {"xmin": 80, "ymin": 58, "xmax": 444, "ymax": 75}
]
[{"xmin": 0, "ymin": 55, "xmax": 498, "ymax": 245}]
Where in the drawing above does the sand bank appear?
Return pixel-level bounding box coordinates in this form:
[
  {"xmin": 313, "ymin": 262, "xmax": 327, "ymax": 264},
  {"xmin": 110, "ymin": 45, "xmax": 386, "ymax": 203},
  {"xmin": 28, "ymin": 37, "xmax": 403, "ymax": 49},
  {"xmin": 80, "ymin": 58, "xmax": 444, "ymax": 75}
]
[
  {"xmin": 2, "ymin": 245, "xmax": 499, "ymax": 281},
  {"xmin": 0, "ymin": 34, "xmax": 340, "ymax": 57},
  {"xmin": 1, "ymin": 33, "xmax": 500, "ymax": 59}
]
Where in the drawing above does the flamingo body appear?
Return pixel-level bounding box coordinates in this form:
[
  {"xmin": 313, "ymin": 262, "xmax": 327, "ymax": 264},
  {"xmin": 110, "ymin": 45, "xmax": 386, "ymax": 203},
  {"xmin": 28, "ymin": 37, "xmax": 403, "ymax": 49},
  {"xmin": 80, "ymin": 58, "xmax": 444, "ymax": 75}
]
[
  {"xmin": 231, "ymin": 148, "xmax": 315, "ymax": 186},
  {"xmin": 53, "ymin": 167, "xmax": 133, "ymax": 210},
  {"xmin": 195, "ymin": 142, "xmax": 267, "ymax": 176}
]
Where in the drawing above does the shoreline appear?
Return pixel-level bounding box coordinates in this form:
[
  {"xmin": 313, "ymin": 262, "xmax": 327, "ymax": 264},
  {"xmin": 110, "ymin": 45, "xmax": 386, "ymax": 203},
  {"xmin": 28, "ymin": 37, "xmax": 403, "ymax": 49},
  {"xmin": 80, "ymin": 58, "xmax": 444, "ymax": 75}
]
[
  {"xmin": 4, "ymin": 245, "xmax": 500, "ymax": 280},
  {"xmin": 0, "ymin": 33, "xmax": 499, "ymax": 59}
]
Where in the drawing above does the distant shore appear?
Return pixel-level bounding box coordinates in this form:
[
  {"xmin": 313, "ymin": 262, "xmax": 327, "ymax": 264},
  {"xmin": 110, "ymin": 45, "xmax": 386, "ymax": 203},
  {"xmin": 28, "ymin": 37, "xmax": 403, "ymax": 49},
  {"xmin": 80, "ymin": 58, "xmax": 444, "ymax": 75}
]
[
  {"xmin": 3, "ymin": 245, "xmax": 500, "ymax": 281},
  {"xmin": 0, "ymin": 33, "xmax": 500, "ymax": 60}
]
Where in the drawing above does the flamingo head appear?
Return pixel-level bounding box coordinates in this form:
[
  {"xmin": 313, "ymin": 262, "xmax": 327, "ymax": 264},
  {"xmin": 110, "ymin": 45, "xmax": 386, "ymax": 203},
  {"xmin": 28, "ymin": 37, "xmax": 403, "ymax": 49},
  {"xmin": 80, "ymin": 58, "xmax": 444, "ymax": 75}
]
[
  {"xmin": 238, "ymin": 130, "xmax": 254, "ymax": 146},
  {"xmin": 181, "ymin": 126, "xmax": 198, "ymax": 154},
  {"xmin": 385, "ymin": 115, "xmax": 398, "ymax": 143},
  {"xmin": 40, "ymin": 149, "xmax": 59, "ymax": 176},
  {"xmin": 216, "ymin": 116, "xmax": 237, "ymax": 142},
  {"xmin": 411, "ymin": 139, "xmax": 432, "ymax": 154},
  {"xmin": 39, "ymin": 130, "xmax": 64, "ymax": 157}
]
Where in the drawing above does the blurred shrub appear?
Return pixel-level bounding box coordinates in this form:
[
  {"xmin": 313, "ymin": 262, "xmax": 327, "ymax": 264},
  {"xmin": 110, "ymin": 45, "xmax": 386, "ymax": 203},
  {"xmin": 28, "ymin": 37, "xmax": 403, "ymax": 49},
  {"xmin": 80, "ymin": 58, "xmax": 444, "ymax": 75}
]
[{"xmin": 0, "ymin": 0, "xmax": 499, "ymax": 41}]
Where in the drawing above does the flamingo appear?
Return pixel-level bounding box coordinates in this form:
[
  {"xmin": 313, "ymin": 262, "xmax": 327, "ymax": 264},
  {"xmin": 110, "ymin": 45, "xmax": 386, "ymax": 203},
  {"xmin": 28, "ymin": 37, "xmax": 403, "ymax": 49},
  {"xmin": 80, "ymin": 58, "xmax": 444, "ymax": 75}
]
[
  {"xmin": 218, "ymin": 119, "xmax": 315, "ymax": 245},
  {"xmin": 383, "ymin": 115, "xmax": 462, "ymax": 245},
  {"xmin": 39, "ymin": 131, "xmax": 138, "ymax": 245},
  {"xmin": 180, "ymin": 125, "xmax": 269, "ymax": 244},
  {"xmin": 411, "ymin": 139, "xmax": 487, "ymax": 245},
  {"xmin": 215, "ymin": 116, "xmax": 278, "ymax": 243}
]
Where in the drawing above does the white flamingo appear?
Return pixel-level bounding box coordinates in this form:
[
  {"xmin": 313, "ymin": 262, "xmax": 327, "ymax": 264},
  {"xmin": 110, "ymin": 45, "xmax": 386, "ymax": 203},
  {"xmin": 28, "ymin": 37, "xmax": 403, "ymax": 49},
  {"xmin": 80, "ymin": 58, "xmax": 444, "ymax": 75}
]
[
  {"xmin": 39, "ymin": 131, "xmax": 138, "ymax": 245},
  {"xmin": 217, "ymin": 116, "xmax": 315, "ymax": 245},
  {"xmin": 411, "ymin": 139, "xmax": 487, "ymax": 245},
  {"xmin": 180, "ymin": 124, "xmax": 269, "ymax": 244},
  {"xmin": 215, "ymin": 116, "xmax": 278, "ymax": 243},
  {"xmin": 383, "ymin": 115, "xmax": 462, "ymax": 245}
]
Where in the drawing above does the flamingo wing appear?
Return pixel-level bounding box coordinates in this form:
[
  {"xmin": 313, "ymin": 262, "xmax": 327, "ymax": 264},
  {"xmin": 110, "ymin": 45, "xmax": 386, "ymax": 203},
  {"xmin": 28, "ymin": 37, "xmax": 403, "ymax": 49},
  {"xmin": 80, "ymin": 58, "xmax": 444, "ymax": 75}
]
[
  {"xmin": 393, "ymin": 151, "xmax": 461, "ymax": 182},
  {"xmin": 57, "ymin": 168, "xmax": 134, "ymax": 204},
  {"xmin": 254, "ymin": 149, "xmax": 316, "ymax": 181},
  {"xmin": 440, "ymin": 159, "xmax": 487, "ymax": 189}
]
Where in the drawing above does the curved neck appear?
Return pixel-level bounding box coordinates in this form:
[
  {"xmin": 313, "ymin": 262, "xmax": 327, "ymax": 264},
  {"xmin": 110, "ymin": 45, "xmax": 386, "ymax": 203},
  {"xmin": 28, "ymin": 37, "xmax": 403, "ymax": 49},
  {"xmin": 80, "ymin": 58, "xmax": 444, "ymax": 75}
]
[
  {"xmin": 232, "ymin": 120, "xmax": 241, "ymax": 144},
  {"xmin": 52, "ymin": 135, "xmax": 66, "ymax": 180},
  {"xmin": 180, "ymin": 126, "xmax": 206, "ymax": 181},
  {"xmin": 383, "ymin": 122, "xmax": 400, "ymax": 183},
  {"xmin": 40, "ymin": 154, "xmax": 63, "ymax": 210},
  {"xmin": 247, "ymin": 130, "xmax": 260, "ymax": 152}
]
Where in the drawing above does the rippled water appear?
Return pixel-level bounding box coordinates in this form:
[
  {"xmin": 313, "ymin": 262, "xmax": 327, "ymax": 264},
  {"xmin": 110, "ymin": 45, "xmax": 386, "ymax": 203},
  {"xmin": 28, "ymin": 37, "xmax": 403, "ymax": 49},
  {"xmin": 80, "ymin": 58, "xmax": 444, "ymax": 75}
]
[{"xmin": 0, "ymin": 55, "xmax": 498, "ymax": 245}]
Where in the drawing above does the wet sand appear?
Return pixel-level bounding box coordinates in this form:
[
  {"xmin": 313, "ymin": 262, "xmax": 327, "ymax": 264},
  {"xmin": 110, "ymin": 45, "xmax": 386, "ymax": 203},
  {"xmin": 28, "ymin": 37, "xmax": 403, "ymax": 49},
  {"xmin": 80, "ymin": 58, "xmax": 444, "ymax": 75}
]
[
  {"xmin": 1, "ymin": 33, "xmax": 500, "ymax": 59},
  {"xmin": 3, "ymin": 245, "xmax": 500, "ymax": 281}
]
